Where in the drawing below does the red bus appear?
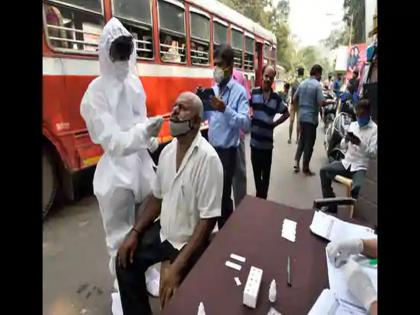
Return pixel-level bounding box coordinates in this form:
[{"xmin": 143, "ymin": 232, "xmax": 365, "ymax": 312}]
[{"xmin": 42, "ymin": 0, "xmax": 277, "ymax": 216}]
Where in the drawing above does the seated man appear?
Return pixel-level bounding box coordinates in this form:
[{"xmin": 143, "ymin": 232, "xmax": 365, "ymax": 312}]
[
  {"xmin": 116, "ymin": 92, "xmax": 223, "ymax": 315},
  {"xmin": 320, "ymin": 99, "xmax": 377, "ymax": 212}
]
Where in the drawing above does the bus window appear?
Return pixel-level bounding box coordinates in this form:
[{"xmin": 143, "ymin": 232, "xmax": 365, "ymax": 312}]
[
  {"xmin": 190, "ymin": 10, "xmax": 210, "ymax": 66},
  {"xmin": 264, "ymin": 43, "xmax": 270, "ymax": 64},
  {"xmin": 231, "ymin": 29, "xmax": 243, "ymax": 69},
  {"xmin": 271, "ymin": 46, "xmax": 277, "ymax": 65},
  {"xmin": 244, "ymin": 36, "xmax": 254, "ymax": 71},
  {"xmin": 112, "ymin": 0, "xmax": 154, "ymax": 60},
  {"xmin": 158, "ymin": 0, "xmax": 186, "ymax": 64},
  {"xmin": 43, "ymin": 0, "xmax": 104, "ymax": 53},
  {"xmin": 213, "ymin": 20, "xmax": 228, "ymax": 52}
]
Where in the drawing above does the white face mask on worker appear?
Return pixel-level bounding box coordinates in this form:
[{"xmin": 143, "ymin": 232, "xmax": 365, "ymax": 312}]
[
  {"xmin": 113, "ymin": 61, "xmax": 129, "ymax": 79},
  {"xmin": 213, "ymin": 66, "xmax": 225, "ymax": 84}
]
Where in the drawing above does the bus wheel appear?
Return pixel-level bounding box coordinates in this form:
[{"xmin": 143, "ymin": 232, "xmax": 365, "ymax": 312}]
[{"xmin": 43, "ymin": 146, "xmax": 57, "ymax": 220}]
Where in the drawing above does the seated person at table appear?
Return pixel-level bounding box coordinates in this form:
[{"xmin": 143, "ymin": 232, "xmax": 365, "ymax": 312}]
[
  {"xmin": 116, "ymin": 92, "xmax": 223, "ymax": 315},
  {"xmin": 320, "ymin": 99, "xmax": 377, "ymax": 212},
  {"xmin": 327, "ymin": 238, "xmax": 377, "ymax": 315}
]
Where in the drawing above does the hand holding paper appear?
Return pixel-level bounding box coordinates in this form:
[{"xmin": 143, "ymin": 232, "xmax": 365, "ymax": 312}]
[{"xmin": 326, "ymin": 239, "xmax": 364, "ymax": 268}]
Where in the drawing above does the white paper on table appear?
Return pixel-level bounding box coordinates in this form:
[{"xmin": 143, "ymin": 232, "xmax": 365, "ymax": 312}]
[
  {"xmin": 308, "ymin": 289, "xmax": 367, "ymax": 315},
  {"xmin": 283, "ymin": 219, "xmax": 297, "ymax": 229},
  {"xmin": 307, "ymin": 289, "xmax": 339, "ymax": 315},
  {"xmin": 282, "ymin": 219, "xmax": 297, "ymax": 242},
  {"xmin": 282, "ymin": 232, "xmax": 296, "ymax": 242},
  {"xmin": 309, "ymin": 211, "xmax": 376, "ymax": 242},
  {"xmin": 326, "ymin": 249, "xmax": 377, "ymax": 312}
]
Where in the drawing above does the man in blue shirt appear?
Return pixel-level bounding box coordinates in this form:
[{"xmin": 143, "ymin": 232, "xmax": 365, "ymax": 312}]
[
  {"xmin": 250, "ymin": 65, "xmax": 290, "ymax": 199},
  {"xmin": 293, "ymin": 64, "xmax": 335, "ymax": 175},
  {"xmin": 204, "ymin": 44, "xmax": 250, "ymax": 228}
]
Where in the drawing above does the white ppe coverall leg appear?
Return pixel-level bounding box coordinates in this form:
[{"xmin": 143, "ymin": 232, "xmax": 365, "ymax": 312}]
[{"xmin": 80, "ymin": 17, "xmax": 162, "ymax": 314}]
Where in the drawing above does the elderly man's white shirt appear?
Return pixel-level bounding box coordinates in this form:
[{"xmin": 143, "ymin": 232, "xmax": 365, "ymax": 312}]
[{"xmin": 153, "ymin": 132, "xmax": 223, "ymax": 250}]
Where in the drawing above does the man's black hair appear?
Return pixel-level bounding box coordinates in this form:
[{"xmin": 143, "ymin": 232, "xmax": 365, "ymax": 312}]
[
  {"xmin": 297, "ymin": 67, "xmax": 304, "ymax": 76},
  {"xmin": 262, "ymin": 64, "xmax": 277, "ymax": 77},
  {"xmin": 310, "ymin": 64, "xmax": 323, "ymax": 76},
  {"xmin": 284, "ymin": 82, "xmax": 290, "ymax": 89},
  {"xmin": 357, "ymin": 98, "xmax": 371, "ymax": 112},
  {"xmin": 337, "ymin": 74, "xmax": 342, "ymax": 80},
  {"xmin": 214, "ymin": 44, "xmax": 234, "ymax": 67}
]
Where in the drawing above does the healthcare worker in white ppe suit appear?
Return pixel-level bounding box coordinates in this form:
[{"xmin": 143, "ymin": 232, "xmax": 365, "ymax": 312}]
[{"xmin": 80, "ymin": 17, "xmax": 163, "ymax": 313}]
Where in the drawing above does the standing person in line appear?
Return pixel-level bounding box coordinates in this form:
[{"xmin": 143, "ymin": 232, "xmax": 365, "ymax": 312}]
[
  {"xmin": 232, "ymin": 68, "xmax": 251, "ymax": 207},
  {"xmin": 292, "ymin": 64, "xmax": 335, "ymax": 175},
  {"xmin": 249, "ymin": 65, "xmax": 290, "ymax": 199},
  {"xmin": 333, "ymin": 74, "xmax": 343, "ymax": 98},
  {"xmin": 204, "ymin": 44, "xmax": 250, "ymax": 229},
  {"xmin": 349, "ymin": 69, "xmax": 360, "ymax": 94},
  {"xmin": 288, "ymin": 67, "xmax": 305, "ymax": 144},
  {"xmin": 327, "ymin": 75, "xmax": 333, "ymax": 90},
  {"xmin": 80, "ymin": 18, "xmax": 164, "ymax": 314},
  {"xmin": 280, "ymin": 82, "xmax": 291, "ymax": 106}
]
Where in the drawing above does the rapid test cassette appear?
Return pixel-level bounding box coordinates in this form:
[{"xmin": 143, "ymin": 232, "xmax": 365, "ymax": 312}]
[{"xmin": 243, "ymin": 266, "xmax": 263, "ymax": 308}]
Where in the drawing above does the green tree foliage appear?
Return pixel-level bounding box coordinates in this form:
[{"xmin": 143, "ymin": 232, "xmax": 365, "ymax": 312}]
[
  {"xmin": 219, "ymin": 0, "xmax": 294, "ymax": 72},
  {"xmin": 343, "ymin": 0, "xmax": 365, "ymax": 44},
  {"xmin": 323, "ymin": 0, "xmax": 366, "ymax": 49},
  {"xmin": 322, "ymin": 28, "xmax": 350, "ymax": 50},
  {"xmin": 219, "ymin": 0, "xmax": 330, "ymax": 78}
]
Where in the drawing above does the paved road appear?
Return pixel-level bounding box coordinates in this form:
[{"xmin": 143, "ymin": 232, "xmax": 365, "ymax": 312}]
[{"xmin": 43, "ymin": 121, "xmax": 346, "ymax": 315}]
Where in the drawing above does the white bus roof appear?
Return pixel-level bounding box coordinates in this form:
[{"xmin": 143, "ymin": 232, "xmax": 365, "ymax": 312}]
[{"xmin": 188, "ymin": 0, "xmax": 276, "ymax": 45}]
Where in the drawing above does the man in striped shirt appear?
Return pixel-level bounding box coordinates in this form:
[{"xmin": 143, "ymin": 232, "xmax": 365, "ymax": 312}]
[{"xmin": 249, "ymin": 65, "xmax": 290, "ymax": 199}]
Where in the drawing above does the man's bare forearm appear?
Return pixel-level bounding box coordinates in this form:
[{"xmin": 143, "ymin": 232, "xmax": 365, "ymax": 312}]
[
  {"xmin": 362, "ymin": 239, "xmax": 377, "ymax": 258},
  {"xmin": 171, "ymin": 218, "xmax": 216, "ymax": 273},
  {"xmin": 134, "ymin": 195, "xmax": 162, "ymax": 235},
  {"xmin": 273, "ymin": 110, "xmax": 290, "ymax": 127}
]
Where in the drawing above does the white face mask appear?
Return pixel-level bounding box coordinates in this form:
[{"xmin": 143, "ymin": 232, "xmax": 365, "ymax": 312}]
[
  {"xmin": 113, "ymin": 61, "xmax": 130, "ymax": 80},
  {"xmin": 213, "ymin": 66, "xmax": 225, "ymax": 84}
]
